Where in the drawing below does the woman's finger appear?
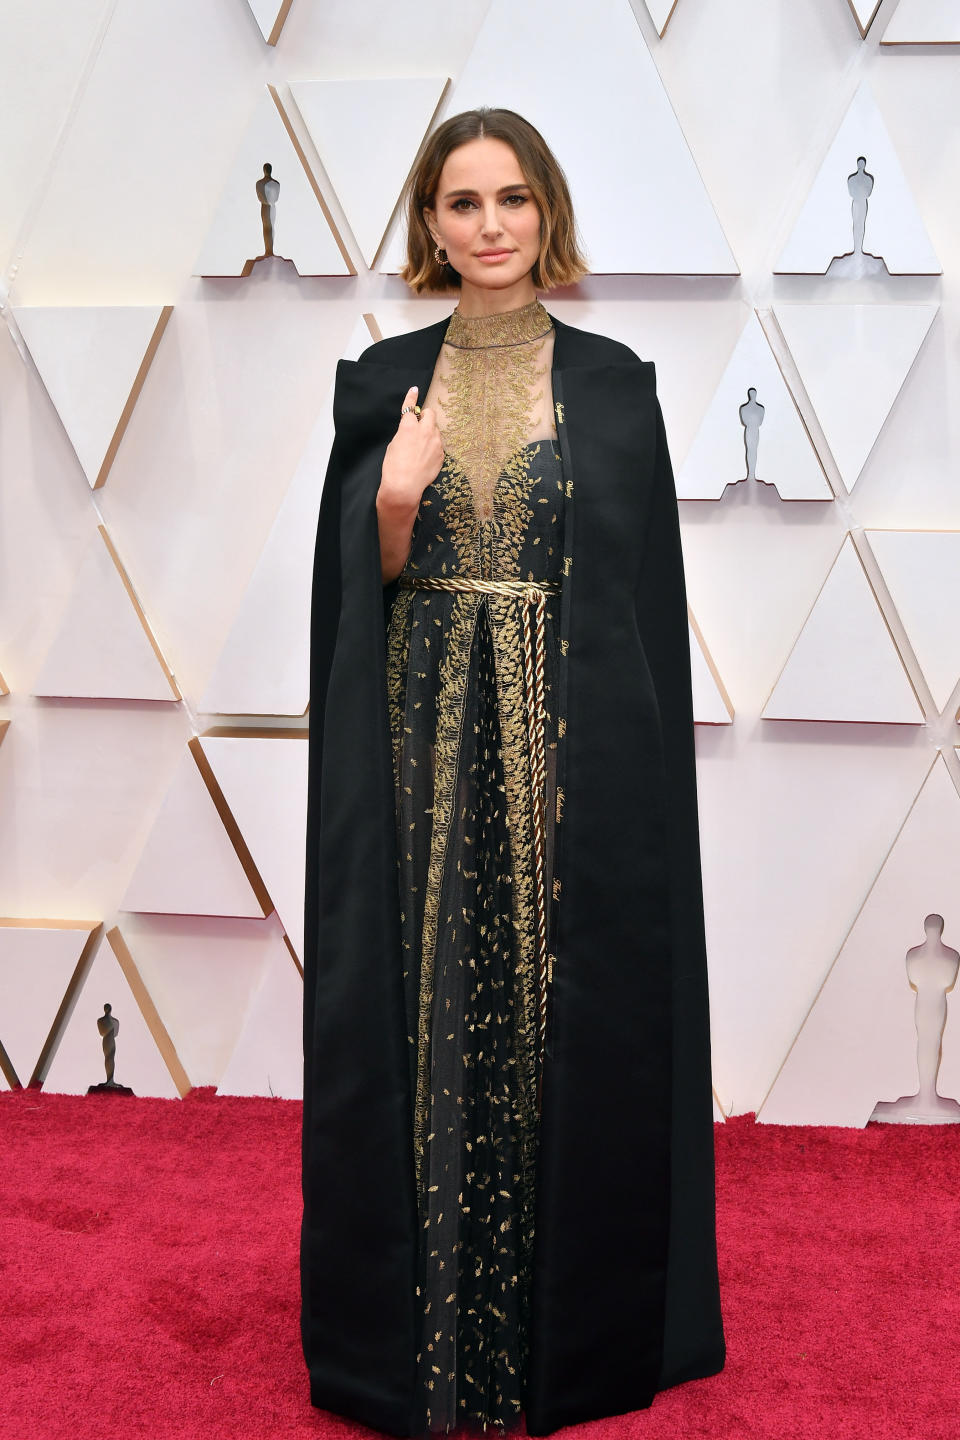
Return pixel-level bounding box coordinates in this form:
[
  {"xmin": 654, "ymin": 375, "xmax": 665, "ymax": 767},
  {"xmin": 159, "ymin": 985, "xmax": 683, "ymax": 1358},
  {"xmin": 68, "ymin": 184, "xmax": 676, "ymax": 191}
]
[{"xmin": 398, "ymin": 385, "xmax": 422, "ymax": 428}]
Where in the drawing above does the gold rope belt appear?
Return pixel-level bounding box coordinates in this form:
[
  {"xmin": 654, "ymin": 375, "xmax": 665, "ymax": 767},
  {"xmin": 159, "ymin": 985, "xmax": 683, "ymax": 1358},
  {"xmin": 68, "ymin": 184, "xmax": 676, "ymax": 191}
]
[{"xmin": 398, "ymin": 574, "xmax": 560, "ymax": 1054}]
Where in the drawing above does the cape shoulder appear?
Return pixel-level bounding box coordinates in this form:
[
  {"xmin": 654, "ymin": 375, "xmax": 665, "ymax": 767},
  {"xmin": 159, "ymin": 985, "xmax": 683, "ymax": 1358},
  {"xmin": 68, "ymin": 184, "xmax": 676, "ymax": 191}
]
[
  {"xmin": 550, "ymin": 312, "xmax": 644, "ymax": 370},
  {"xmin": 357, "ymin": 316, "xmax": 449, "ymax": 369}
]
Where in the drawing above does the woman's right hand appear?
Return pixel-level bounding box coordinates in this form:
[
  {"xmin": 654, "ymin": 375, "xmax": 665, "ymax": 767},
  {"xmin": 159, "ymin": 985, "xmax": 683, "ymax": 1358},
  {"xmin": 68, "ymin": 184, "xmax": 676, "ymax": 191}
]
[
  {"xmin": 379, "ymin": 386, "xmax": 444, "ymax": 506},
  {"xmin": 376, "ymin": 386, "xmax": 444, "ymax": 583}
]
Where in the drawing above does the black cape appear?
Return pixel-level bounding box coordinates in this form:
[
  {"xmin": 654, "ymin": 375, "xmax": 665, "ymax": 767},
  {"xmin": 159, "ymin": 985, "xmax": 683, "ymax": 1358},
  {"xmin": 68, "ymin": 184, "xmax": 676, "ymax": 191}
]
[{"xmin": 300, "ymin": 310, "xmax": 725, "ymax": 1437}]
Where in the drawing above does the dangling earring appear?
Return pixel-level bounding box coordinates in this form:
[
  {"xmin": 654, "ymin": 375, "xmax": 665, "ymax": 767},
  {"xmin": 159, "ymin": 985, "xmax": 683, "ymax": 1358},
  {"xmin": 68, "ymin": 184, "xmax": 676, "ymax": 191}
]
[{"xmin": 434, "ymin": 244, "xmax": 448, "ymax": 266}]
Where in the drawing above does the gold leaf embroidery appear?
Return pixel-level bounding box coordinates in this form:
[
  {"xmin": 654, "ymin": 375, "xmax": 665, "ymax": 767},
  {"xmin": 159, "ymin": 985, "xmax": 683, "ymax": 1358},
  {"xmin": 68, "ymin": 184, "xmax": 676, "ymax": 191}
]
[{"xmin": 433, "ymin": 300, "xmax": 554, "ymax": 523}]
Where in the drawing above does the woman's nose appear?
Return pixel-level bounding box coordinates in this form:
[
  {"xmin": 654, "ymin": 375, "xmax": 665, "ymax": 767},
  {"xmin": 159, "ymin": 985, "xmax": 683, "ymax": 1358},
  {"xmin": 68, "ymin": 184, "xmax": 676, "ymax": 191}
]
[{"xmin": 480, "ymin": 203, "xmax": 503, "ymax": 236}]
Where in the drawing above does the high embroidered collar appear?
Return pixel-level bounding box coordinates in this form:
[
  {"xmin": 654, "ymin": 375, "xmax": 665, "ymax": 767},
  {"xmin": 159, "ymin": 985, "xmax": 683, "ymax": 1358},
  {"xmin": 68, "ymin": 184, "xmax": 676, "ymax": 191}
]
[{"xmin": 444, "ymin": 298, "xmax": 553, "ymax": 350}]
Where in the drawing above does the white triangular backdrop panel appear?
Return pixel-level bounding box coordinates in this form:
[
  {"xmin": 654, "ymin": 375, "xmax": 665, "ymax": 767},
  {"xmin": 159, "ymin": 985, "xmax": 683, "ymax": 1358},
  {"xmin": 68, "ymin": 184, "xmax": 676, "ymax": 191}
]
[
  {"xmin": 291, "ymin": 78, "xmax": 448, "ymax": 268},
  {"xmin": 882, "ymin": 0, "xmax": 960, "ymax": 42},
  {"xmin": 194, "ymin": 86, "xmax": 351, "ymax": 277},
  {"xmin": 775, "ymin": 82, "xmax": 941, "ymax": 274},
  {"xmin": 123, "ymin": 918, "xmax": 275, "ymax": 1090},
  {"xmin": 643, "ymin": 0, "xmax": 680, "ymax": 36},
  {"xmin": 33, "ymin": 527, "xmax": 180, "ymax": 702},
  {"xmin": 0, "ymin": 921, "xmax": 98, "ymax": 1086},
  {"xmin": 774, "ymin": 303, "xmax": 937, "ymax": 492},
  {"xmin": 200, "ymin": 316, "xmax": 374, "ymax": 716},
  {"xmin": 847, "ymin": 0, "xmax": 884, "ymax": 36},
  {"xmin": 763, "ymin": 535, "xmax": 923, "ymax": 724},
  {"xmin": 200, "ymin": 736, "xmax": 308, "ymax": 959},
  {"xmin": 677, "ymin": 311, "xmax": 831, "ymax": 500},
  {"xmin": 245, "ymin": 0, "xmax": 293, "ymax": 45},
  {"xmin": 867, "ymin": 531, "xmax": 960, "ymax": 713},
  {"xmin": 13, "ymin": 305, "xmax": 171, "ymax": 489},
  {"xmin": 121, "ymin": 747, "xmax": 265, "ymax": 917},
  {"xmin": 761, "ymin": 756, "xmax": 960, "ymax": 1125},
  {"xmin": 217, "ymin": 921, "xmax": 303, "ymax": 1099},
  {"xmin": 380, "ymin": 0, "xmax": 737, "ymax": 275}
]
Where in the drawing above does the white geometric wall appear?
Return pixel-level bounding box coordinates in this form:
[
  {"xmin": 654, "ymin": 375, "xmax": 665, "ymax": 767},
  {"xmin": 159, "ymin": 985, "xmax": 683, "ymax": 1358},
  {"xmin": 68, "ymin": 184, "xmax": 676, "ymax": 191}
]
[{"xmin": 2, "ymin": 0, "xmax": 960, "ymax": 1122}]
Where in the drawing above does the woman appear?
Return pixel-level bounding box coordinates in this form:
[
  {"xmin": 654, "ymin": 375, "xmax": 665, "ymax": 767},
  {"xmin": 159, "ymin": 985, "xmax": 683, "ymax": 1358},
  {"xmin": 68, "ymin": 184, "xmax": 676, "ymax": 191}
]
[{"xmin": 301, "ymin": 108, "xmax": 724, "ymax": 1437}]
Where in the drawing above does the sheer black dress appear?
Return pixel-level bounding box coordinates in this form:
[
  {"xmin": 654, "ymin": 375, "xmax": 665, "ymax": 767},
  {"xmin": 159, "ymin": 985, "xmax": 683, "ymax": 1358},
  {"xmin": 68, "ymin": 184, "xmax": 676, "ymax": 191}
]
[{"xmin": 385, "ymin": 298, "xmax": 563, "ymax": 1432}]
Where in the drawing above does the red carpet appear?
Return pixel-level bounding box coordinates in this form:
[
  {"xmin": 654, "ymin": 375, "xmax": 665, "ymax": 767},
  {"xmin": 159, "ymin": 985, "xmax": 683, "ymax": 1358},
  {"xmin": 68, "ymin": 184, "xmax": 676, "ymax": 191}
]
[{"xmin": 1, "ymin": 1090, "xmax": 958, "ymax": 1440}]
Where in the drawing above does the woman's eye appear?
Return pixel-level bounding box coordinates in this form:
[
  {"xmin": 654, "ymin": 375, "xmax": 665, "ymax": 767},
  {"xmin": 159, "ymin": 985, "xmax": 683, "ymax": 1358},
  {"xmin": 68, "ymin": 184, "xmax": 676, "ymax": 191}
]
[{"xmin": 448, "ymin": 194, "xmax": 528, "ymax": 211}]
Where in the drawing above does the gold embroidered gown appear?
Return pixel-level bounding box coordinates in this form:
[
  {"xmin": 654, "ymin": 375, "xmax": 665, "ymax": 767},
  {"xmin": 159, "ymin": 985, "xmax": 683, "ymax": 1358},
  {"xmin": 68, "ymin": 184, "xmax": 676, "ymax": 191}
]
[{"xmin": 385, "ymin": 299, "xmax": 564, "ymax": 1432}]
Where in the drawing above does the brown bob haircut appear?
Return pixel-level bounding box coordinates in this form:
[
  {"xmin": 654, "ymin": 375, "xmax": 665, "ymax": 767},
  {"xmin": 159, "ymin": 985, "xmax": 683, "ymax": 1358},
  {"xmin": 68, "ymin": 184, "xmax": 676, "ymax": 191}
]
[{"xmin": 401, "ymin": 108, "xmax": 588, "ymax": 294}]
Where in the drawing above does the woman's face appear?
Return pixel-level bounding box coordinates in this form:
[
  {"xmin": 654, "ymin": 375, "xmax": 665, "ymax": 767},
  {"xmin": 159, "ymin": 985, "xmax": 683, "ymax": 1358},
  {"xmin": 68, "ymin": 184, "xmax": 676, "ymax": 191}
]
[{"xmin": 424, "ymin": 136, "xmax": 542, "ymax": 295}]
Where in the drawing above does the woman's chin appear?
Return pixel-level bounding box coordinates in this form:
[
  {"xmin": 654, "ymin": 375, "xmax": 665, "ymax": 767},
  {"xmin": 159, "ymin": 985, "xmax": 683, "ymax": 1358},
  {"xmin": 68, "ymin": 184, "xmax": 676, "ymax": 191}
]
[{"xmin": 460, "ymin": 265, "xmax": 531, "ymax": 292}]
